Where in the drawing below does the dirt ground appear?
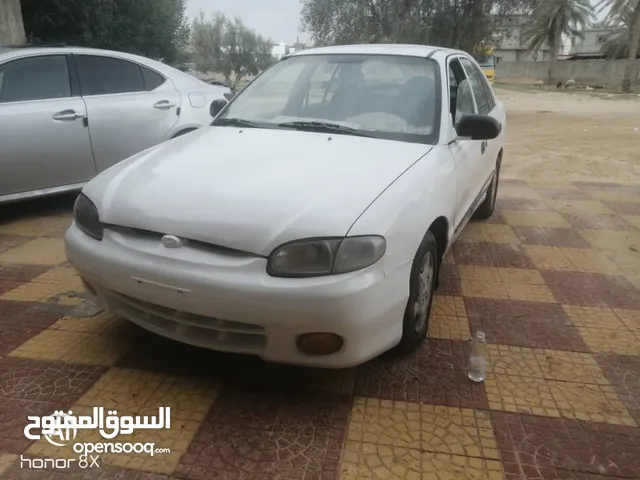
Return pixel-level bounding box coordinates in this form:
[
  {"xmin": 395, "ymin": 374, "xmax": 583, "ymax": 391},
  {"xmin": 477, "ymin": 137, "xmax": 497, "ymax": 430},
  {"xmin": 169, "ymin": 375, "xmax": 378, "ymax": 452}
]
[{"xmin": 496, "ymin": 88, "xmax": 640, "ymax": 185}]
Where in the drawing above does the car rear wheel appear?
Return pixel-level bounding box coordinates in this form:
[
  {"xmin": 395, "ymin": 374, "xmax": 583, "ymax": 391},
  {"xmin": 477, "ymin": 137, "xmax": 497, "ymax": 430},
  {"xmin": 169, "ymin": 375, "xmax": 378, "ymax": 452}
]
[
  {"xmin": 473, "ymin": 163, "xmax": 500, "ymax": 220},
  {"xmin": 395, "ymin": 231, "xmax": 439, "ymax": 354}
]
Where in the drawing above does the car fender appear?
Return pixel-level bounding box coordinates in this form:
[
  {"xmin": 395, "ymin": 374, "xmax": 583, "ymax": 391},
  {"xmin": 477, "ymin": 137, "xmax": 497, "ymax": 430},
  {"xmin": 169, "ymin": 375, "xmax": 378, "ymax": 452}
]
[{"xmin": 347, "ymin": 145, "xmax": 457, "ymax": 277}]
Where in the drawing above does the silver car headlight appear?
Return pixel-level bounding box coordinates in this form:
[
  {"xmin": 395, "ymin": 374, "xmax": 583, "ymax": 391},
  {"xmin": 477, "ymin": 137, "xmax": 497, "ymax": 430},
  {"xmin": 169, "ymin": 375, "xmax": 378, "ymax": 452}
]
[
  {"xmin": 267, "ymin": 236, "xmax": 386, "ymax": 277},
  {"xmin": 74, "ymin": 193, "xmax": 103, "ymax": 241}
]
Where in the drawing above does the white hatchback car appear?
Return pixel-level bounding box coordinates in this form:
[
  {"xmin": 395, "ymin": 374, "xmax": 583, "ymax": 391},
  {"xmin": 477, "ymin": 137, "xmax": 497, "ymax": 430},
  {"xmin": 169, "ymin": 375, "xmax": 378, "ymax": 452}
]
[{"xmin": 65, "ymin": 44, "xmax": 506, "ymax": 368}]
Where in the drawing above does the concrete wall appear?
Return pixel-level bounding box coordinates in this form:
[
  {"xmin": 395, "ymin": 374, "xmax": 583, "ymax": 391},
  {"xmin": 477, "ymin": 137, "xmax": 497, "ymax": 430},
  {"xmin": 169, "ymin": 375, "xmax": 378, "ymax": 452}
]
[
  {"xmin": 496, "ymin": 59, "xmax": 640, "ymax": 85},
  {"xmin": 0, "ymin": 0, "xmax": 25, "ymax": 46}
]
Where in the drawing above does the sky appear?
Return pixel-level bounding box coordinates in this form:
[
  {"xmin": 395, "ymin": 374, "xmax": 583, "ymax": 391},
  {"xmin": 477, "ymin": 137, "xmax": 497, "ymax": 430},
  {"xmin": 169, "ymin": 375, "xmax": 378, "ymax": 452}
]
[
  {"xmin": 185, "ymin": 0, "xmax": 608, "ymax": 47},
  {"xmin": 186, "ymin": 0, "xmax": 306, "ymax": 45}
]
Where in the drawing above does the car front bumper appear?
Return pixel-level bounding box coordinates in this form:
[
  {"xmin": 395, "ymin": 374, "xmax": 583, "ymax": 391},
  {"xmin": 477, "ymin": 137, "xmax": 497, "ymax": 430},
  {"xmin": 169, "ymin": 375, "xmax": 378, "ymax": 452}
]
[{"xmin": 65, "ymin": 223, "xmax": 410, "ymax": 368}]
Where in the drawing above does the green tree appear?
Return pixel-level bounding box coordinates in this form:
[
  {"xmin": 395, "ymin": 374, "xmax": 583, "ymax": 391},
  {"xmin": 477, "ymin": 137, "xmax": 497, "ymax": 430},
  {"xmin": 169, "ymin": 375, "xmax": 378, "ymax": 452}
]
[
  {"xmin": 524, "ymin": 0, "xmax": 593, "ymax": 85},
  {"xmin": 191, "ymin": 12, "xmax": 275, "ymax": 90},
  {"xmin": 597, "ymin": 0, "xmax": 640, "ymax": 92},
  {"xmin": 300, "ymin": 0, "xmax": 539, "ymax": 53},
  {"xmin": 601, "ymin": 5, "xmax": 636, "ymax": 59},
  {"xmin": 20, "ymin": 0, "xmax": 191, "ymax": 67}
]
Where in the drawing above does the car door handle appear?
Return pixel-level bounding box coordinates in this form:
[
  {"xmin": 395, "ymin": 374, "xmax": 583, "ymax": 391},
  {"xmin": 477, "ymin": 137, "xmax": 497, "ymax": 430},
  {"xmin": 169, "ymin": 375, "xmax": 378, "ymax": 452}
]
[
  {"xmin": 481, "ymin": 140, "xmax": 487, "ymax": 154},
  {"xmin": 153, "ymin": 100, "xmax": 176, "ymax": 110},
  {"xmin": 52, "ymin": 110, "xmax": 85, "ymax": 121}
]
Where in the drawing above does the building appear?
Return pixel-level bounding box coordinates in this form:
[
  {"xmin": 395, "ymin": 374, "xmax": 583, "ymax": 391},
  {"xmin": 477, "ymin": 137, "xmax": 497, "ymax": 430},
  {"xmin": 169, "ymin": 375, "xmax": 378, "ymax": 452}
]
[
  {"xmin": 271, "ymin": 39, "xmax": 311, "ymax": 60},
  {"xmin": 0, "ymin": 0, "xmax": 26, "ymax": 46},
  {"xmin": 492, "ymin": 15, "xmax": 551, "ymax": 64},
  {"xmin": 567, "ymin": 28, "xmax": 615, "ymax": 59}
]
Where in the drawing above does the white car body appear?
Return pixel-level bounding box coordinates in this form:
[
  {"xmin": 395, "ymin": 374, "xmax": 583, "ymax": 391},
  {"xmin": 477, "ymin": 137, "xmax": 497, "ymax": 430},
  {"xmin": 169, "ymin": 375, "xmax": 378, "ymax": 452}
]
[{"xmin": 65, "ymin": 44, "xmax": 506, "ymax": 368}]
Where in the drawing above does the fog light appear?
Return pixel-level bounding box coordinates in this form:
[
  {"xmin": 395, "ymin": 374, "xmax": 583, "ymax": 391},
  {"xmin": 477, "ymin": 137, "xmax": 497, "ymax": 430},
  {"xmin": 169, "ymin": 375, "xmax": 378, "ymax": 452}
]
[
  {"xmin": 296, "ymin": 333, "xmax": 344, "ymax": 356},
  {"xmin": 81, "ymin": 277, "xmax": 96, "ymax": 296}
]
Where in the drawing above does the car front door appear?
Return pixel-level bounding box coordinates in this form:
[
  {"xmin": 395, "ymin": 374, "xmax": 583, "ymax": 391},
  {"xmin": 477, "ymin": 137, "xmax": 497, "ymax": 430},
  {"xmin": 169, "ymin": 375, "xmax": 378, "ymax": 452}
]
[
  {"xmin": 0, "ymin": 54, "xmax": 96, "ymax": 197},
  {"xmin": 459, "ymin": 57, "xmax": 500, "ymax": 183},
  {"xmin": 446, "ymin": 56, "xmax": 486, "ymax": 231},
  {"xmin": 74, "ymin": 54, "xmax": 181, "ymax": 173}
]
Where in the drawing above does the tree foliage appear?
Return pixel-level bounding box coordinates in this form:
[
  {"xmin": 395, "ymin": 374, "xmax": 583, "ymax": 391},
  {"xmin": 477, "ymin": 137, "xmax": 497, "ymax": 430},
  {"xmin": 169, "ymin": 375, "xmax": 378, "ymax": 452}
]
[
  {"xmin": 191, "ymin": 12, "xmax": 275, "ymax": 89},
  {"xmin": 597, "ymin": 0, "xmax": 640, "ymax": 92},
  {"xmin": 524, "ymin": 0, "xmax": 593, "ymax": 84},
  {"xmin": 600, "ymin": 4, "xmax": 637, "ymax": 59},
  {"xmin": 300, "ymin": 0, "xmax": 539, "ymax": 53},
  {"xmin": 20, "ymin": 0, "xmax": 190, "ymax": 66}
]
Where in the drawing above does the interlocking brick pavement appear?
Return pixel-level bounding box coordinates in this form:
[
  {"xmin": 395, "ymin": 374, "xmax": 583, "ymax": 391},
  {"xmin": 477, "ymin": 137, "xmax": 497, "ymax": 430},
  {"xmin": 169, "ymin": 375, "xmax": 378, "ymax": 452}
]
[{"xmin": 0, "ymin": 181, "xmax": 639, "ymax": 479}]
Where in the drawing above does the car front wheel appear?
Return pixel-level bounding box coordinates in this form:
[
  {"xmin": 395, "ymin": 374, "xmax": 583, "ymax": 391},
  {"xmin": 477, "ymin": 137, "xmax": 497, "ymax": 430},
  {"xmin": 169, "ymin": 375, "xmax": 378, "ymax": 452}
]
[
  {"xmin": 473, "ymin": 163, "xmax": 500, "ymax": 220},
  {"xmin": 395, "ymin": 230, "xmax": 439, "ymax": 354}
]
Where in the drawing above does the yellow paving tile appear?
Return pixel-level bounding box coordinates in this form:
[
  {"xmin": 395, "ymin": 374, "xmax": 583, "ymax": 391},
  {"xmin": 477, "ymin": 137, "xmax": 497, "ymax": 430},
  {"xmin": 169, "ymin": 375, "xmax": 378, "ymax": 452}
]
[
  {"xmin": 458, "ymin": 223, "xmax": 520, "ymax": 244},
  {"xmin": 428, "ymin": 314, "xmax": 471, "ymax": 341},
  {"xmin": 0, "ymin": 237, "xmax": 67, "ymax": 266},
  {"xmin": 1, "ymin": 267, "xmax": 84, "ymax": 303},
  {"xmin": 487, "ymin": 345, "xmax": 608, "ymax": 385},
  {"xmin": 586, "ymin": 190, "xmax": 640, "ymax": 203},
  {"xmin": 499, "ymin": 184, "xmax": 542, "ymax": 200},
  {"xmin": 0, "ymin": 215, "xmax": 71, "ymax": 237},
  {"xmin": 550, "ymin": 199, "xmax": 614, "ymax": 215},
  {"xmin": 49, "ymin": 312, "xmax": 119, "ymax": 333},
  {"xmin": 577, "ymin": 229, "xmax": 640, "ymax": 253},
  {"xmin": 527, "ymin": 181, "xmax": 581, "ymax": 190},
  {"xmin": 563, "ymin": 305, "xmax": 626, "ymax": 330},
  {"xmin": 141, "ymin": 376, "xmax": 219, "ymax": 423},
  {"xmin": 614, "ymin": 309, "xmax": 640, "ymax": 334},
  {"xmin": 10, "ymin": 318, "xmax": 136, "ymax": 366},
  {"xmin": 501, "ymin": 210, "xmax": 571, "ymax": 229},
  {"xmin": 340, "ymin": 443, "xmax": 504, "ymax": 480},
  {"xmin": 347, "ymin": 398, "xmax": 421, "ymax": 449},
  {"xmin": 523, "ymin": 245, "xmax": 620, "ymax": 274},
  {"xmin": 419, "ymin": 405, "xmax": 499, "ymax": 460},
  {"xmin": 76, "ymin": 368, "xmax": 167, "ymax": 413},
  {"xmin": 460, "ymin": 280, "xmax": 555, "ymax": 303},
  {"xmin": 457, "ymin": 266, "xmax": 545, "ymax": 285},
  {"xmin": 432, "ymin": 295, "xmax": 467, "ymax": 317},
  {"xmin": 622, "ymin": 215, "xmax": 640, "ymax": 229},
  {"xmin": 485, "ymin": 375, "xmax": 635, "ymax": 426},
  {"xmin": 575, "ymin": 326, "xmax": 640, "ymax": 356},
  {"xmin": 0, "ymin": 453, "xmax": 17, "ymax": 477}
]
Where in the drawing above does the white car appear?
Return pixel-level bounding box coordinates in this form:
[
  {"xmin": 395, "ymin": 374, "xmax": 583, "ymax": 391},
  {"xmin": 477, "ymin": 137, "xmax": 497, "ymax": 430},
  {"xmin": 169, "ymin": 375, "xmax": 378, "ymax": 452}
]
[
  {"xmin": 0, "ymin": 45, "xmax": 231, "ymax": 204},
  {"xmin": 65, "ymin": 44, "xmax": 506, "ymax": 368}
]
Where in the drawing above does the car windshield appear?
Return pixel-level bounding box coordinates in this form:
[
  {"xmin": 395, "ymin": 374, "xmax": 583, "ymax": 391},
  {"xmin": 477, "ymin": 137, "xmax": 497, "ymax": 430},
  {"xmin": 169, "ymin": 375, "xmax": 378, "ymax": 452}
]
[{"xmin": 214, "ymin": 54, "xmax": 441, "ymax": 145}]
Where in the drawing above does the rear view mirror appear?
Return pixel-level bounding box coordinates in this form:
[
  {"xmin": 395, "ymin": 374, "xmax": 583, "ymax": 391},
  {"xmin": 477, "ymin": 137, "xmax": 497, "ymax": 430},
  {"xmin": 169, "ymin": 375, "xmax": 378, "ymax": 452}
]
[
  {"xmin": 210, "ymin": 98, "xmax": 228, "ymax": 118},
  {"xmin": 456, "ymin": 114, "xmax": 501, "ymax": 140}
]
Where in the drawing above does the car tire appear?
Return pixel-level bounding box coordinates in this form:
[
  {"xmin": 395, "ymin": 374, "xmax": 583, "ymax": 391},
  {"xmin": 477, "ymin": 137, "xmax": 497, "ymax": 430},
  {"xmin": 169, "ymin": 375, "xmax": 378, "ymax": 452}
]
[
  {"xmin": 473, "ymin": 163, "xmax": 500, "ymax": 220},
  {"xmin": 395, "ymin": 230, "xmax": 439, "ymax": 354}
]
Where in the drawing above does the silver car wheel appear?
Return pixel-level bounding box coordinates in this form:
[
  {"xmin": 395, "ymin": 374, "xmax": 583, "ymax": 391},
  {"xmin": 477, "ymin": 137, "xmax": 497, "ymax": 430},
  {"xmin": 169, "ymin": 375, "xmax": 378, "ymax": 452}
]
[{"xmin": 413, "ymin": 250, "xmax": 434, "ymax": 333}]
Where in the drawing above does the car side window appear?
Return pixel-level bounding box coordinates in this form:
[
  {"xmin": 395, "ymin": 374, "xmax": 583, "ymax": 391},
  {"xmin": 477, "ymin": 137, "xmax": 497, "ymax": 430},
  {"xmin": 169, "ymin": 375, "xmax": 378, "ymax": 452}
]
[
  {"xmin": 0, "ymin": 55, "xmax": 71, "ymax": 103},
  {"xmin": 448, "ymin": 58, "xmax": 476, "ymax": 125},
  {"xmin": 460, "ymin": 58, "xmax": 494, "ymax": 115},
  {"xmin": 75, "ymin": 55, "xmax": 146, "ymax": 96},
  {"xmin": 141, "ymin": 67, "xmax": 166, "ymax": 91}
]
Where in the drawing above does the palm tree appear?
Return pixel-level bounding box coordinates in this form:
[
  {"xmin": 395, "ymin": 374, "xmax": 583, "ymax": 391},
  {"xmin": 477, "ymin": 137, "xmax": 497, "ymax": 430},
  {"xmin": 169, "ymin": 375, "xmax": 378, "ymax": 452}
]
[
  {"xmin": 598, "ymin": 0, "xmax": 640, "ymax": 93},
  {"xmin": 601, "ymin": 6, "xmax": 636, "ymax": 59},
  {"xmin": 525, "ymin": 0, "xmax": 593, "ymax": 85}
]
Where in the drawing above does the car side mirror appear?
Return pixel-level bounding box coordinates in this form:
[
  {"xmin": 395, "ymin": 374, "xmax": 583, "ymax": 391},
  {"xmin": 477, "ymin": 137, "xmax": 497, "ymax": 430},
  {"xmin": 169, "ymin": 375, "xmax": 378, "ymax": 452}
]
[
  {"xmin": 456, "ymin": 114, "xmax": 502, "ymax": 140},
  {"xmin": 210, "ymin": 98, "xmax": 228, "ymax": 118}
]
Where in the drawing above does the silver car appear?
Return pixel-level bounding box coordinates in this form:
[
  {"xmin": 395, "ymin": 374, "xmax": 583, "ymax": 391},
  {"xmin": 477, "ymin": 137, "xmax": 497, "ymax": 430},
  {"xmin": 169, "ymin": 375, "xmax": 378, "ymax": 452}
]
[{"xmin": 0, "ymin": 45, "xmax": 231, "ymax": 204}]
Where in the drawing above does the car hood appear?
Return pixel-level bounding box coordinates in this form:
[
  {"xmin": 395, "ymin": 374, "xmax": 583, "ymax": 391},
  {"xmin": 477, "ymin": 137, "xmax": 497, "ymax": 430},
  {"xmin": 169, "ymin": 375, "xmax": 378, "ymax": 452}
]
[{"xmin": 84, "ymin": 127, "xmax": 432, "ymax": 256}]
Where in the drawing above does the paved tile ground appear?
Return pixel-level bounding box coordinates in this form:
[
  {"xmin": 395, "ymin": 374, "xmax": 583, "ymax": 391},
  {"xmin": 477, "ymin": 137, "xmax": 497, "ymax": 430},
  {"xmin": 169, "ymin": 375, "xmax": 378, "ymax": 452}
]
[{"xmin": 0, "ymin": 180, "xmax": 640, "ymax": 479}]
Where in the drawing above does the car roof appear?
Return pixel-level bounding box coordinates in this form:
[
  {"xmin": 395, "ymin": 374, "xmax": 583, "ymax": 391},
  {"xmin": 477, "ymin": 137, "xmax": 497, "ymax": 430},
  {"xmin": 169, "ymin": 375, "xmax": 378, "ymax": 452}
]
[{"xmin": 290, "ymin": 44, "xmax": 463, "ymax": 59}]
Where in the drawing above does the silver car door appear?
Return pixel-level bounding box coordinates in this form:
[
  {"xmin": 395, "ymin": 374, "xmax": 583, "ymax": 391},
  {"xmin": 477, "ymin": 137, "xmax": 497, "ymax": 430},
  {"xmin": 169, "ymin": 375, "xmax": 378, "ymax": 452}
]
[
  {"xmin": 0, "ymin": 54, "xmax": 95, "ymax": 197},
  {"xmin": 74, "ymin": 54, "xmax": 181, "ymax": 173}
]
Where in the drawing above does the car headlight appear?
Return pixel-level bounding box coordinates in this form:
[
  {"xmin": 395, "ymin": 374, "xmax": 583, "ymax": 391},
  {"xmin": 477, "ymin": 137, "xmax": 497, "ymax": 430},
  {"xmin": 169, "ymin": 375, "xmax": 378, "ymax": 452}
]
[
  {"xmin": 74, "ymin": 193, "xmax": 103, "ymax": 240},
  {"xmin": 268, "ymin": 236, "xmax": 386, "ymax": 277}
]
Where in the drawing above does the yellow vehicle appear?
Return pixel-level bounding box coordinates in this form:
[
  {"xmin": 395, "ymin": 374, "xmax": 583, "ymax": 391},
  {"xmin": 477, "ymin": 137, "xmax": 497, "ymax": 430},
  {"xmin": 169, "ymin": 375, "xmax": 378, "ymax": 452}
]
[{"xmin": 473, "ymin": 46, "xmax": 496, "ymax": 83}]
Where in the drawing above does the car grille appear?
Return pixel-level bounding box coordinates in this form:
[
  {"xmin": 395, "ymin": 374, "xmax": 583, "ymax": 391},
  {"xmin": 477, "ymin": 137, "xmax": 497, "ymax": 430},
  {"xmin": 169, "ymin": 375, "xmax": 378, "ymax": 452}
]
[{"xmin": 108, "ymin": 292, "xmax": 267, "ymax": 353}]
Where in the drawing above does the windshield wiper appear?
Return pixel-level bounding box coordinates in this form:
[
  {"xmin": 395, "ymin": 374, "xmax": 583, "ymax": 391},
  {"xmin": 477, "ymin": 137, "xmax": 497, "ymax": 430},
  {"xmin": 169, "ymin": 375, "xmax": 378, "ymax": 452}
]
[
  {"xmin": 277, "ymin": 121, "xmax": 374, "ymax": 137},
  {"xmin": 214, "ymin": 117, "xmax": 260, "ymax": 128}
]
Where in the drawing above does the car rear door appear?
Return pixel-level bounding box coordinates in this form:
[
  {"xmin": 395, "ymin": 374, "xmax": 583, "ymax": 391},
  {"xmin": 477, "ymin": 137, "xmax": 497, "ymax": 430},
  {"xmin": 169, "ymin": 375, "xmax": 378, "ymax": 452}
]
[
  {"xmin": 0, "ymin": 53, "xmax": 95, "ymax": 197},
  {"xmin": 74, "ymin": 54, "xmax": 181, "ymax": 173},
  {"xmin": 446, "ymin": 56, "xmax": 487, "ymax": 231}
]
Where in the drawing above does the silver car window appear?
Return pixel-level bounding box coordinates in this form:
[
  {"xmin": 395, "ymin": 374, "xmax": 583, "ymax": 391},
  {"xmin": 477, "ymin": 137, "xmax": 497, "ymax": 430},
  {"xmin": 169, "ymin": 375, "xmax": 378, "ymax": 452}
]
[{"xmin": 0, "ymin": 55, "xmax": 71, "ymax": 103}]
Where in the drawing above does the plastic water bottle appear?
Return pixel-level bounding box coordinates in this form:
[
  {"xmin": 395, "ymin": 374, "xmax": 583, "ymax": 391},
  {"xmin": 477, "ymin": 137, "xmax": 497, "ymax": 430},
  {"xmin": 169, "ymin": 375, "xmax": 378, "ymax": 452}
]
[{"xmin": 468, "ymin": 331, "xmax": 488, "ymax": 383}]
